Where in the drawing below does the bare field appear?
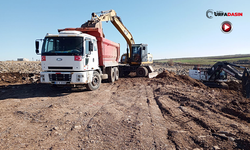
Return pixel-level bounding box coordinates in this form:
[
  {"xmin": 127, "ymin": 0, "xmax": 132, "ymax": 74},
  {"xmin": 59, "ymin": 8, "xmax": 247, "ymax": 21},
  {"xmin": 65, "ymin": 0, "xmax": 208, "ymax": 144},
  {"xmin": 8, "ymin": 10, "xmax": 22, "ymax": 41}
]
[
  {"xmin": 0, "ymin": 62, "xmax": 250, "ymax": 149},
  {"xmin": 155, "ymin": 54, "xmax": 250, "ymax": 66}
]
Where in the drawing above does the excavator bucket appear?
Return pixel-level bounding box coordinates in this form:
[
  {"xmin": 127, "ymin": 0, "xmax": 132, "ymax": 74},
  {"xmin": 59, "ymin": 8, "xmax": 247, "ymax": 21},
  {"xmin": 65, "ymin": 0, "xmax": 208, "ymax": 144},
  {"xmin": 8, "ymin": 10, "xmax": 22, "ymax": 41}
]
[
  {"xmin": 242, "ymin": 68, "xmax": 250, "ymax": 98},
  {"xmin": 81, "ymin": 20, "xmax": 102, "ymax": 29},
  {"xmin": 81, "ymin": 20, "xmax": 105, "ymax": 37}
]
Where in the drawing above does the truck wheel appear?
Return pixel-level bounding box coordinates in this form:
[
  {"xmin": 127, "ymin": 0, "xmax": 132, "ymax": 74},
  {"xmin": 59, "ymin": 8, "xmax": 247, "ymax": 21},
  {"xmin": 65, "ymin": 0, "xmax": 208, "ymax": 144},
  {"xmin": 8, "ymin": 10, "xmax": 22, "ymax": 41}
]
[
  {"xmin": 108, "ymin": 67, "xmax": 115, "ymax": 83},
  {"xmin": 136, "ymin": 66, "xmax": 148, "ymax": 77},
  {"xmin": 86, "ymin": 71, "xmax": 101, "ymax": 91},
  {"xmin": 114, "ymin": 67, "xmax": 119, "ymax": 81}
]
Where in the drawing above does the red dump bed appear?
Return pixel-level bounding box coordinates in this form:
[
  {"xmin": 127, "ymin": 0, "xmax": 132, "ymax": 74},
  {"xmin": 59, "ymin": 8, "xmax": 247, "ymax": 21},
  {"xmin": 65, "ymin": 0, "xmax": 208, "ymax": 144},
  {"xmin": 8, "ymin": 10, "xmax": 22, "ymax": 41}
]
[
  {"xmin": 97, "ymin": 37, "xmax": 120, "ymax": 67},
  {"xmin": 58, "ymin": 28, "xmax": 120, "ymax": 67}
]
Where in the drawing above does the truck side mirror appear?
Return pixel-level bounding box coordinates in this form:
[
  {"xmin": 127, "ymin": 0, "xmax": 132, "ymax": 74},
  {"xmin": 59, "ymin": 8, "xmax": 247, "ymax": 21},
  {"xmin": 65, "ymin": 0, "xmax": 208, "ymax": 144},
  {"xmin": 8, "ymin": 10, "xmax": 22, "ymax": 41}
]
[
  {"xmin": 143, "ymin": 47, "xmax": 146, "ymax": 50},
  {"xmin": 89, "ymin": 41, "xmax": 93, "ymax": 51},
  {"xmin": 35, "ymin": 41, "xmax": 39, "ymax": 54}
]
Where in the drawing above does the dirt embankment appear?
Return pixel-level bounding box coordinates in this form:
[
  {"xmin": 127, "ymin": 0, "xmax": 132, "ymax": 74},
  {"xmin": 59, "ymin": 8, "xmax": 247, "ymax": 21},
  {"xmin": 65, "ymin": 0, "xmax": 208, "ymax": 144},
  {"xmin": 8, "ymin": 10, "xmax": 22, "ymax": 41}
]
[
  {"xmin": 0, "ymin": 72, "xmax": 39, "ymax": 85},
  {"xmin": 0, "ymin": 65, "xmax": 249, "ymax": 149}
]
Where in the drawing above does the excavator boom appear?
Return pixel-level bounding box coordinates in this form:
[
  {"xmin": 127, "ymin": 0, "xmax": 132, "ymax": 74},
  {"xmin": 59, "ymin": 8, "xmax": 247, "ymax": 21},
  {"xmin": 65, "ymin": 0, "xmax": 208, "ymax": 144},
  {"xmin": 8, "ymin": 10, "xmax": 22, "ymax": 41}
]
[{"xmin": 82, "ymin": 10, "xmax": 135, "ymax": 56}]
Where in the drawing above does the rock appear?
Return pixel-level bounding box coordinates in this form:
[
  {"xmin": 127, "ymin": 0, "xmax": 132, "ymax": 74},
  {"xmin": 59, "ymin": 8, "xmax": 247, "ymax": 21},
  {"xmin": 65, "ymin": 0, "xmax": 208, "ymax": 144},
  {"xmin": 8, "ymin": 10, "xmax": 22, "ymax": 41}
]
[
  {"xmin": 212, "ymin": 133, "xmax": 228, "ymax": 140},
  {"xmin": 230, "ymin": 124, "xmax": 238, "ymax": 128},
  {"xmin": 53, "ymin": 127, "xmax": 59, "ymax": 130},
  {"xmin": 228, "ymin": 137, "xmax": 235, "ymax": 141},
  {"xmin": 213, "ymin": 146, "xmax": 220, "ymax": 150},
  {"xmin": 74, "ymin": 125, "xmax": 81, "ymax": 129},
  {"xmin": 218, "ymin": 131, "xmax": 235, "ymax": 137},
  {"xmin": 178, "ymin": 106, "xmax": 188, "ymax": 113},
  {"xmin": 198, "ymin": 135, "xmax": 207, "ymax": 138}
]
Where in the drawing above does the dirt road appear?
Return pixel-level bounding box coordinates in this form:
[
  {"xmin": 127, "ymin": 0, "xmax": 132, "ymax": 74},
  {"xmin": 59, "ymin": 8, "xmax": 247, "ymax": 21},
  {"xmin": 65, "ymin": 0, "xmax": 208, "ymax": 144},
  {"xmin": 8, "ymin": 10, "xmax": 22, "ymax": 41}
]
[{"xmin": 0, "ymin": 71, "xmax": 250, "ymax": 149}]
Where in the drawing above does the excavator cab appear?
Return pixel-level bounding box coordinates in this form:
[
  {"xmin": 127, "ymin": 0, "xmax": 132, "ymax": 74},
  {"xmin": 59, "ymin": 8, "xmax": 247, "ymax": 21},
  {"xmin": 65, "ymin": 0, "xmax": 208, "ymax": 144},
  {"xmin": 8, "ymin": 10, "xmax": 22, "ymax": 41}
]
[
  {"xmin": 121, "ymin": 44, "xmax": 152, "ymax": 65},
  {"xmin": 131, "ymin": 44, "xmax": 145, "ymax": 64},
  {"xmin": 120, "ymin": 44, "xmax": 153, "ymax": 65}
]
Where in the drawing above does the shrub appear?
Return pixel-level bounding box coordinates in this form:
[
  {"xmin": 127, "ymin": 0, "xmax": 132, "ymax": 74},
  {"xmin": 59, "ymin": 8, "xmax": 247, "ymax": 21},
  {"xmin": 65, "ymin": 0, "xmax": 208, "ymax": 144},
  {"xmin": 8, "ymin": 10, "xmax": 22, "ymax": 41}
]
[{"xmin": 167, "ymin": 60, "xmax": 174, "ymax": 66}]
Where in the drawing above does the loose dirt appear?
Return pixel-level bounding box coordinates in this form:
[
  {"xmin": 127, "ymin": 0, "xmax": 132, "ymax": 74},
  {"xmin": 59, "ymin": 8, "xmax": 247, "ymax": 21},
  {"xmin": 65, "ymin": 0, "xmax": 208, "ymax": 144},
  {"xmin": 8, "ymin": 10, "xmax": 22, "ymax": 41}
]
[
  {"xmin": 0, "ymin": 73, "xmax": 39, "ymax": 85},
  {"xmin": 0, "ymin": 70, "xmax": 249, "ymax": 149}
]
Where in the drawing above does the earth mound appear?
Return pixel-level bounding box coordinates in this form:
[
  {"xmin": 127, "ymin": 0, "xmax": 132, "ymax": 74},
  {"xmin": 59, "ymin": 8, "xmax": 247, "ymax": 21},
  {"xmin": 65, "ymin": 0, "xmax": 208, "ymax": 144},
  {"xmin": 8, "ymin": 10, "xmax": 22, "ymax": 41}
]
[{"xmin": 156, "ymin": 70, "xmax": 207, "ymax": 88}]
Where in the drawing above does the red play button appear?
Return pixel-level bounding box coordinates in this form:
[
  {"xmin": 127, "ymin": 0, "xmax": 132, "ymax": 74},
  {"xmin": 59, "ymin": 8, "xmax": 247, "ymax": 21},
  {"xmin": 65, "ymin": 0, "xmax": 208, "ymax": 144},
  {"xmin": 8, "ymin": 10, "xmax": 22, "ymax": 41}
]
[{"xmin": 221, "ymin": 21, "xmax": 233, "ymax": 33}]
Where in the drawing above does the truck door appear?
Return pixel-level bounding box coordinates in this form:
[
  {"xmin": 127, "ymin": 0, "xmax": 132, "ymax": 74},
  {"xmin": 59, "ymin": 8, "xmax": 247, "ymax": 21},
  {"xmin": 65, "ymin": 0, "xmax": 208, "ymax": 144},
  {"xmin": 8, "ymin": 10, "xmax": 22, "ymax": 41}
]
[{"xmin": 84, "ymin": 38, "xmax": 98, "ymax": 70}]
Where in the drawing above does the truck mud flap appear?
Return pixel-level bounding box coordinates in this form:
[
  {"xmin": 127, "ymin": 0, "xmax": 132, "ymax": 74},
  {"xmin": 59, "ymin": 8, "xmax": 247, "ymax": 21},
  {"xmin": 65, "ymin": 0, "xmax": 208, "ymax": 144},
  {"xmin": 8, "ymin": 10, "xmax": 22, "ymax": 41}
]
[{"xmin": 101, "ymin": 74, "xmax": 108, "ymax": 80}]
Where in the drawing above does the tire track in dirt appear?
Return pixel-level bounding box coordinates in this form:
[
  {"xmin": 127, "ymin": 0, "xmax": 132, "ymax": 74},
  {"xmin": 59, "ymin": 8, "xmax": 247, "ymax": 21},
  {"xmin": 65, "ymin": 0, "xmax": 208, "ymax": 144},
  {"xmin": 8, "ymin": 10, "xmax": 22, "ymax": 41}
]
[
  {"xmin": 78, "ymin": 78, "xmax": 148, "ymax": 149},
  {"xmin": 151, "ymin": 78, "xmax": 250, "ymax": 149},
  {"xmin": 47, "ymin": 82, "xmax": 119, "ymax": 150},
  {"xmin": 144, "ymin": 84, "xmax": 176, "ymax": 149},
  {"xmin": 77, "ymin": 78, "xmax": 176, "ymax": 149},
  {"xmin": 76, "ymin": 78, "xmax": 144, "ymax": 149}
]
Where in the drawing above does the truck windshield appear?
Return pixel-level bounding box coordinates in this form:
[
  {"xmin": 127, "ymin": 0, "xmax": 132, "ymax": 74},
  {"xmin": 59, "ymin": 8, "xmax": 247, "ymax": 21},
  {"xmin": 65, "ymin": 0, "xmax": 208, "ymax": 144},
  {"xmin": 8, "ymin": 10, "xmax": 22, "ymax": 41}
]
[{"xmin": 42, "ymin": 37, "xmax": 83, "ymax": 56}]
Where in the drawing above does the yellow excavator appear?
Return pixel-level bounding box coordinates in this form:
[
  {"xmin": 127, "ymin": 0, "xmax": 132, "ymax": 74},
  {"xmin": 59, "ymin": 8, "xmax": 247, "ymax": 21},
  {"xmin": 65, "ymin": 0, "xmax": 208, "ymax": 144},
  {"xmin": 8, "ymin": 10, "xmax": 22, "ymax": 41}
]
[{"xmin": 81, "ymin": 10, "xmax": 157, "ymax": 77}]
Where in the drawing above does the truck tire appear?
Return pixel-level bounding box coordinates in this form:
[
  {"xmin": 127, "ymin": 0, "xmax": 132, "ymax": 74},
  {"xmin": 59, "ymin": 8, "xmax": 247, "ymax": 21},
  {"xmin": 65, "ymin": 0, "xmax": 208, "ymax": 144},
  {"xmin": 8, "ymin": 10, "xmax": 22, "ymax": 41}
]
[
  {"xmin": 114, "ymin": 67, "xmax": 119, "ymax": 81},
  {"xmin": 108, "ymin": 67, "xmax": 115, "ymax": 83},
  {"xmin": 136, "ymin": 66, "xmax": 148, "ymax": 77},
  {"xmin": 86, "ymin": 71, "xmax": 101, "ymax": 91}
]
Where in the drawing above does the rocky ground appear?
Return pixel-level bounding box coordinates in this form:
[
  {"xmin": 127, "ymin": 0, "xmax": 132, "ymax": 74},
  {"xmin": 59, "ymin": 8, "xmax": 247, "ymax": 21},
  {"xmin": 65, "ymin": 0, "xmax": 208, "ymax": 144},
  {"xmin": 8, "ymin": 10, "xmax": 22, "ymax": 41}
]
[
  {"xmin": 0, "ymin": 61, "xmax": 41, "ymax": 74},
  {"xmin": 0, "ymin": 61, "xmax": 249, "ymax": 149}
]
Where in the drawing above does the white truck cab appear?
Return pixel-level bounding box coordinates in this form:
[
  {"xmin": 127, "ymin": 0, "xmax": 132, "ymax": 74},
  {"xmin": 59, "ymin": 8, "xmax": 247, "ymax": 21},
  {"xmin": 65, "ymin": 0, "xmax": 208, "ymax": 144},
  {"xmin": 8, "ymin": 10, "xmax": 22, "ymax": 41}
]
[{"xmin": 36, "ymin": 30, "xmax": 101, "ymax": 90}]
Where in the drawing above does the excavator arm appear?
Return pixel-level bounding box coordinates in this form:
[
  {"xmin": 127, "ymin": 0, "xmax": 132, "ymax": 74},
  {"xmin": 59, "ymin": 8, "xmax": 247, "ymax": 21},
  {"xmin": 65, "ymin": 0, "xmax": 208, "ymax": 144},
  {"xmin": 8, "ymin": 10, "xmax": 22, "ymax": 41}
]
[
  {"xmin": 207, "ymin": 61, "xmax": 250, "ymax": 98},
  {"xmin": 82, "ymin": 10, "xmax": 135, "ymax": 57},
  {"xmin": 208, "ymin": 62, "xmax": 245, "ymax": 81}
]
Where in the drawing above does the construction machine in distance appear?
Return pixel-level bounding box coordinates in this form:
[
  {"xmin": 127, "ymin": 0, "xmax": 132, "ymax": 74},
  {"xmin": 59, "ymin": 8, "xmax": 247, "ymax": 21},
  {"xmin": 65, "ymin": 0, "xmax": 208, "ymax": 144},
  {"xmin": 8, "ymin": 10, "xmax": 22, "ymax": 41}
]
[
  {"xmin": 189, "ymin": 61, "xmax": 250, "ymax": 98},
  {"xmin": 81, "ymin": 10, "xmax": 157, "ymax": 78}
]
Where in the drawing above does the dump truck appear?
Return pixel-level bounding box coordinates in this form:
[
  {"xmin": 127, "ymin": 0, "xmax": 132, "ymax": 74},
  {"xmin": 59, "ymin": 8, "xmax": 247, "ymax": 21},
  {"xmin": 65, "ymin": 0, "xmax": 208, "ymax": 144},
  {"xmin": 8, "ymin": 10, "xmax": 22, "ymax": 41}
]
[{"xmin": 35, "ymin": 27, "xmax": 120, "ymax": 90}]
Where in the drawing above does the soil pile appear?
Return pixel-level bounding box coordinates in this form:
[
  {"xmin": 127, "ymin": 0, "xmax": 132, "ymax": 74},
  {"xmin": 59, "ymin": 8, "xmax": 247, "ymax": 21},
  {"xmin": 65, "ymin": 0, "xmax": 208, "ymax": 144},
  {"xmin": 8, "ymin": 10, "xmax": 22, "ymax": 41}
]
[
  {"xmin": 227, "ymin": 80, "xmax": 242, "ymax": 91},
  {"xmin": 156, "ymin": 70, "xmax": 207, "ymax": 88}
]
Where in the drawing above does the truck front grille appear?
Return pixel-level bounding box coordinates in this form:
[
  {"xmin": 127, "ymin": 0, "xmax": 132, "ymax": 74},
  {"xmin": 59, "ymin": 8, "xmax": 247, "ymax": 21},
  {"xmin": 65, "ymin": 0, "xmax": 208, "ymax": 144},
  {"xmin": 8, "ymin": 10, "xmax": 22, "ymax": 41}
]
[
  {"xmin": 48, "ymin": 67, "xmax": 73, "ymax": 69},
  {"xmin": 49, "ymin": 74, "xmax": 71, "ymax": 81}
]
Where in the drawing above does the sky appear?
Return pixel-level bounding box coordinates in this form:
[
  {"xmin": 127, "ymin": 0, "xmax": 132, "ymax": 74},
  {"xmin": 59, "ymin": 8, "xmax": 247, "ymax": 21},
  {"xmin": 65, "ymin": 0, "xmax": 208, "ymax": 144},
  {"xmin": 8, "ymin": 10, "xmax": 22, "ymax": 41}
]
[{"xmin": 0, "ymin": 0, "xmax": 249, "ymax": 61}]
